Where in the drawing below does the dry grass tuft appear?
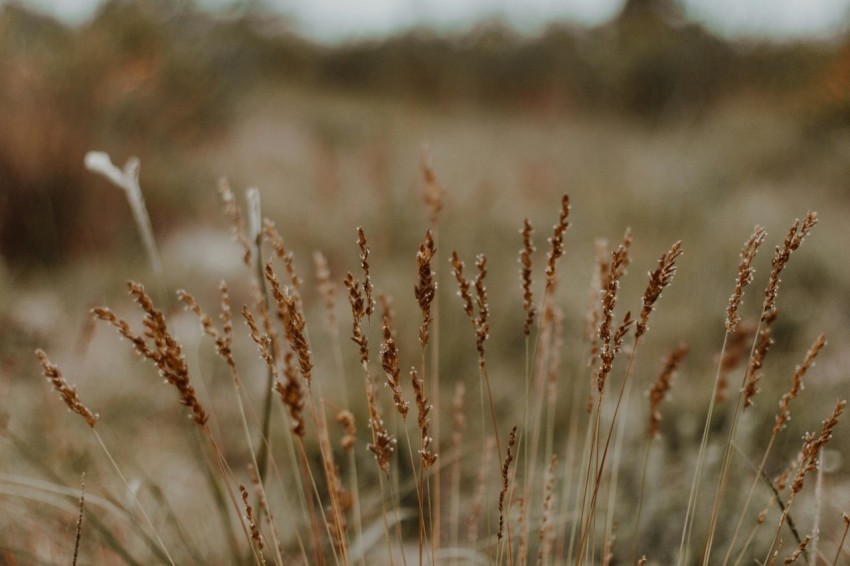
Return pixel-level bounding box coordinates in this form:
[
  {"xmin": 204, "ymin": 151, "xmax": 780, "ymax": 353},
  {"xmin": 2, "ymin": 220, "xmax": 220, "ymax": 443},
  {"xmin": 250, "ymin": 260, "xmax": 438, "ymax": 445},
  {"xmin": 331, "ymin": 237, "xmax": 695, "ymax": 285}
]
[{"xmin": 23, "ymin": 167, "xmax": 846, "ymax": 566}]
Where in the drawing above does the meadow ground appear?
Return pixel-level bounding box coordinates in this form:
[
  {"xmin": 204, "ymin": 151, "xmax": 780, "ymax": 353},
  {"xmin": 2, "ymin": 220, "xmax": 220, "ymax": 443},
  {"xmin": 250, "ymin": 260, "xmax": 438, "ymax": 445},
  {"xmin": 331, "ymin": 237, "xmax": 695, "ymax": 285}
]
[{"xmin": 2, "ymin": 78, "xmax": 850, "ymax": 564}]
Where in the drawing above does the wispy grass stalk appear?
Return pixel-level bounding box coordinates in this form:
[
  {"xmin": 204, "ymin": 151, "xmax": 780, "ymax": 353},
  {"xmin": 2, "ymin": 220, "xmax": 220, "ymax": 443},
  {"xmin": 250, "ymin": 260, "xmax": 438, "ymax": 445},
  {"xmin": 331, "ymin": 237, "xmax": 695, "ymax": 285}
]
[
  {"xmin": 679, "ymin": 224, "xmax": 766, "ymax": 565},
  {"xmin": 703, "ymin": 213, "xmax": 818, "ymax": 565},
  {"xmin": 84, "ymin": 151, "xmax": 162, "ymax": 280}
]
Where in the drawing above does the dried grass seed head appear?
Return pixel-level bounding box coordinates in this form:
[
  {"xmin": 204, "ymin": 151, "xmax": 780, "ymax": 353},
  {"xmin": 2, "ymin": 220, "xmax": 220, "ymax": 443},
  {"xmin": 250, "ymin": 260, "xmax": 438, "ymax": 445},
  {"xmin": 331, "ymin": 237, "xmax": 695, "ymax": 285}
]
[
  {"xmin": 450, "ymin": 251, "xmax": 474, "ymax": 319},
  {"xmin": 636, "ymin": 240, "xmax": 683, "ymax": 339},
  {"xmin": 783, "ymin": 535, "xmax": 811, "ymax": 565},
  {"xmin": 242, "ymin": 304, "xmax": 275, "ymax": 373},
  {"xmin": 276, "ymin": 352, "xmax": 305, "ymax": 437},
  {"xmin": 178, "ymin": 286, "xmax": 235, "ymax": 370},
  {"xmin": 266, "ymin": 264, "xmax": 313, "ymax": 384},
  {"xmin": 313, "ymin": 251, "xmax": 337, "ymax": 331},
  {"xmin": 369, "ymin": 431, "xmax": 395, "ymax": 473},
  {"xmin": 545, "ymin": 194, "xmax": 571, "ymax": 290},
  {"xmin": 411, "ymin": 367, "xmax": 437, "ymax": 469},
  {"xmin": 537, "ymin": 454, "xmax": 558, "ymax": 563},
  {"xmin": 415, "ymin": 229, "xmax": 437, "ymax": 346},
  {"xmin": 474, "ymin": 253, "xmax": 490, "ymax": 360},
  {"xmin": 264, "ymin": 218, "xmax": 302, "ymax": 293},
  {"xmin": 365, "ymin": 377, "xmax": 395, "ymax": 472},
  {"xmin": 597, "ymin": 311, "xmax": 633, "ymax": 393},
  {"xmin": 336, "ymin": 410, "xmax": 357, "ymax": 452},
  {"xmin": 727, "ymin": 225, "xmax": 766, "ymax": 332},
  {"xmin": 519, "ymin": 218, "xmax": 536, "ymax": 336},
  {"xmin": 420, "ymin": 145, "xmax": 444, "ymax": 225},
  {"xmin": 240, "ymin": 484, "xmax": 265, "ymax": 553},
  {"xmin": 36, "ymin": 349, "xmax": 99, "ymax": 428},
  {"xmin": 773, "ymin": 334, "xmax": 826, "ymax": 435},
  {"xmin": 497, "ymin": 425, "xmax": 519, "ymax": 541},
  {"xmin": 344, "ymin": 272, "xmax": 369, "ymax": 366},
  {"xmin": 744, "ymin": 310, "xmax": 777, "ymax": 409},
  {"xmin": 598, "ymin": 230, "xmax": 632, "ymax": 353},
  {"xmin": 763, "ymin": 212, "xmax": 818, "ymax": 321},
  {"xmin": 648, "ymin": 342, "xmax": 689, "ymax": 438},
  {"xmin": 356, "ymin": 226, "xmax": 375, "ymax": 318},
  {"xmin": 218, "ymin": 178, "xmax": 252, "ymax": 265},
  {"xmin": 791, "ymin": 399, "xmax": 846, "ymax": 495},
  {"xmin": 96, "ymin": 281, "xmax": 208, "ymax": 426},
  {"xmin": 380, "ymin": 315, "xmax": 409, "ymax": 419}
]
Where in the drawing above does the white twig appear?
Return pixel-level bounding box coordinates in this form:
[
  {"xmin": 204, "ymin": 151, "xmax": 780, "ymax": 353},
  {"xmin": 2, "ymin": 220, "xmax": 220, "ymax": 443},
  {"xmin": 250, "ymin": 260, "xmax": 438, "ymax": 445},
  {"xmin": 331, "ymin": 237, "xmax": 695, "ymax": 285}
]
[{"xmin": 84, "ymin": 151, "xmax": 162, "ymax": 275}]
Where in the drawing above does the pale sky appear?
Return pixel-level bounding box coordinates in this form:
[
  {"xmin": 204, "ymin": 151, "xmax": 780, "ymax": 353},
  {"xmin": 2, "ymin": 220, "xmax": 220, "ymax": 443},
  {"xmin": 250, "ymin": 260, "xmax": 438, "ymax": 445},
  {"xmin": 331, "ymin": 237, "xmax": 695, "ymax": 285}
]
[{"xmin": 11, "ymin": 0, "xmax": 850, "ymax": 42}]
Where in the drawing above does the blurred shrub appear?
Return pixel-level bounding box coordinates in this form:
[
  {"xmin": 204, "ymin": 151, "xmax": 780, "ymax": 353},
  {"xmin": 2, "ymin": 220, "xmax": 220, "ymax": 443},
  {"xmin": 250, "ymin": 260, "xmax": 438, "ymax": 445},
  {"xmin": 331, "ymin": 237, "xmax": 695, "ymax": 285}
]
[
  {"xmin": 0, "ymin": 0, "xmax": 845, "ymax": 265},
  {"xmin": 315, "ymin": 0, "xmax": 833, "ymax": 121},
  {"xmin": 0, "ymin": 1, "xmax": 233, "ymax": 264}
]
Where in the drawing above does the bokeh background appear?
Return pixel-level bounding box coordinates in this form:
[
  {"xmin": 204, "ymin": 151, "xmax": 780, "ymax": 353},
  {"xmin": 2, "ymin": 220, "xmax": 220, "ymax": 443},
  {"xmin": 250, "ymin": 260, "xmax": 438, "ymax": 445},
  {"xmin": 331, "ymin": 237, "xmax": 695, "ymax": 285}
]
[{"xmin": 2, "ymin": 0, "xmax": 850, "ymax": 562}]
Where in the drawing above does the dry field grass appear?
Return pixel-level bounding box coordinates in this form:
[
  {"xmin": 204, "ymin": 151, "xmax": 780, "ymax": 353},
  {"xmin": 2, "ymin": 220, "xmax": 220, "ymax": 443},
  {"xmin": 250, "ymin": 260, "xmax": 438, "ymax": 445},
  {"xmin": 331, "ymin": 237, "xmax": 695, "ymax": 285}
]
[{"xmin": 2, "ymin": 81, "xmax": 850, "ymax": 565}]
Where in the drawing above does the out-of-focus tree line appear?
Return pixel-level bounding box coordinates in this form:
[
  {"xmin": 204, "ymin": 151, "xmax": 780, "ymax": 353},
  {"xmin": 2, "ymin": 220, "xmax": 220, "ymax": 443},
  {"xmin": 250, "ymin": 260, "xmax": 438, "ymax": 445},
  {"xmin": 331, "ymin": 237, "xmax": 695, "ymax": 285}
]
[{"xmin": 2, "ymin": 0, "xmax": 849, "ymax": 264}]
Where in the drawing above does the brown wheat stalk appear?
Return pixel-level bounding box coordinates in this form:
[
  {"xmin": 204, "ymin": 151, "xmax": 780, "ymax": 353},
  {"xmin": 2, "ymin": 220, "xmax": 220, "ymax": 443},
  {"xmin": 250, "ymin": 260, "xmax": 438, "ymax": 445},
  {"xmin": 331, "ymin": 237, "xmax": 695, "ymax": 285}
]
[
  {"xmin": 703, "ymin": 213, "xmax": 818, "ymax": 566},
  {"xmin": 415, "ymin": 230, "xmax": 437, "ymax": 349},
  {"xmin": 631, "ymin": 343, "xmax": 688, "ymax": 562},
  {"xmin": 240, "ymin": 484, "xmax": 267, "ymax": 565},
  {"xmin": 726, "ymin": 225, "xmax": 766, "ymax": 333},
  {"xmin": 762, "ymin": 213, "xmax": 818, "ymax": 321},
  {"xmin": 680, "ymin": 224, "xmax": 770, "ymax": 565},
  {"xmin": 603, "ymin": 240, "xmax": 683, "ymax": 551},
  {"xmin": 420, "ymin": 147, "xmax": 445, "ymax": 554},
  {"xmin": 36, "ymin": 349, "xmax": 177, "ymax": 566},
  {"xmin": 520, "ymin": 218, "xmax": 536, "ymax": 337},
  {"xmin": 497, "ymin": 426, "xmax": 518, "ymax": 565},
  {"xmin": 764, "ymin": 400, "xmax": 846, "ymax": 563},
  {"xmin": 180, "ymin": 286, "xmax": 285, "ymax": 564},
  {"xmin": 73, "ymin": 472, "xmax": 85, "ymax": 566}
]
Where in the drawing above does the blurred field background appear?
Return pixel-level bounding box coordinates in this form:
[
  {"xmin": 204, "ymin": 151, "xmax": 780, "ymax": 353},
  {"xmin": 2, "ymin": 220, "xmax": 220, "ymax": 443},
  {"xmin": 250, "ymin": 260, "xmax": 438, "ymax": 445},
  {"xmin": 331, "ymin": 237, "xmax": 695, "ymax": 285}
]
[{"xmin": 2, "ymin": 0, "xmax": 850, "ymax": 563}]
